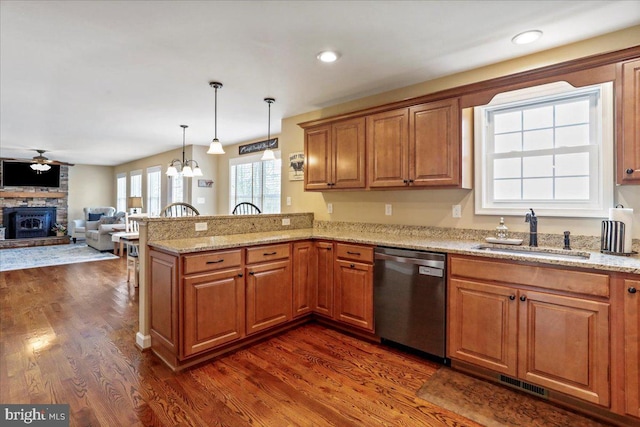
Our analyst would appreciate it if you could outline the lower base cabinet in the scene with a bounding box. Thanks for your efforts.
[246,259,292,335]
[625,278,640,418]
[449,255,611,407]
[334,259,373,331]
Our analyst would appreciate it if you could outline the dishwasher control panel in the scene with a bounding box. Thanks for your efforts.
[419,266,443,277]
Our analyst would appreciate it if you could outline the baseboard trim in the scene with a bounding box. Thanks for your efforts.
[136,332,151,350]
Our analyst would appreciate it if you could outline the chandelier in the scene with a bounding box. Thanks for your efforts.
[166,125,203,177]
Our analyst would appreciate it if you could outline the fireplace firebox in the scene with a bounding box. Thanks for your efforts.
[2,207,57,239]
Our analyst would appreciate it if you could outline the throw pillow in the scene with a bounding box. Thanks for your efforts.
[114,211,126,223]
[88,213,104,221]
[98,216,118,225]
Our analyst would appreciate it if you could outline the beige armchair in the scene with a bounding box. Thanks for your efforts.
[70,207,116,243]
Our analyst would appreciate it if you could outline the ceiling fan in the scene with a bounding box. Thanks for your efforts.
[1,149,75,173]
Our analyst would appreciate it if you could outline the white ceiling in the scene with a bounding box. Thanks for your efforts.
[1,0,638,166]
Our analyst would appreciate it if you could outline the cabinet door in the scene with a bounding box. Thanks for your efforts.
[332,117,366,189]
[625,279,640,417]
[246,260,292,334]
[314,242,334,317]
[617,59,640,184]
[367,108,409,188]
[292,241,314,318]
[305,125,332,190]
[334,260,374,331]
[518,290,610,406]
[448,278,518,376]
[182,268,245,358]
[149,250,179,358]
[409,98,461,186]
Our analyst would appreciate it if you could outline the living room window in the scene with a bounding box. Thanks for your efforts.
[168,174,184,204]
[147,166,161,216]
[130,170,142,213]
[116,173,127,212]
[474,81,613,218]
[229,152,281,214]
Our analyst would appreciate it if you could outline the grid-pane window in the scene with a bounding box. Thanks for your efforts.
[229,152,281,214]
[147,166,161,216]
[169,174,184,204]
[116,173,127,212]
[475,82,613,218]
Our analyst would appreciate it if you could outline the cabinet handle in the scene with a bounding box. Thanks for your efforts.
[629,287,637,294]
[520,295,527,302]
[408,179,414,184]
[403,179,409,184]
[238,273,243,277]
[249,271,255,275]
[327,183,332,186]
[263,251,277,256]
[346,251,361,256]
[626,168,638,175]
[350,264,355,268]
[509,295,516,301]
[206,259,224,264]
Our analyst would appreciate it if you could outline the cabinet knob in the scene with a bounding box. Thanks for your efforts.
[327,183,332,186]
[520,295,527,302]
[238,273,243,277]
[403,179,409,184]
[350,263,355,268]
[626,168,637,175]
[509,295,516,301]
[249,271,255,276]
[408,179,414,184]
[629,287,637,294]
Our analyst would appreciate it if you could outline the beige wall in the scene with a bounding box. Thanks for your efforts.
[67,164,115,221]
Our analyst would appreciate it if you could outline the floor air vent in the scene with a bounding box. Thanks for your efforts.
[499,375,548,398]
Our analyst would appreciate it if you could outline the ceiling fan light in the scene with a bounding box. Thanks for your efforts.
[317,50,340,63]
[182,165,194,177]
[192,166,203,177]
[30,163,51,173]
[166,165,179,176]
[261,149,276,161]
[207,139,225,154]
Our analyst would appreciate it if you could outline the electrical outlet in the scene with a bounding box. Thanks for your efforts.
[385,204,392,216]
[195,222,207,231]
[286,196,291,206]
[282,218,290,226]
[452,205,462,218]
[327,203,333,214]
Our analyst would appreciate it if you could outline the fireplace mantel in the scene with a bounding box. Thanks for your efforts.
[0,191,66,198]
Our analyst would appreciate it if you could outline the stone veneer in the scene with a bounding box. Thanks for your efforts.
[0,164,69,248]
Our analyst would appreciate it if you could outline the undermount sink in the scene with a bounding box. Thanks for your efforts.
[473,244,591,260]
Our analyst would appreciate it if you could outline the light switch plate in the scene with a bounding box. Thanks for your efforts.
[327,203,333,214]
[385,204,392,216]
[286,196,291,206]
[195,222,207,231]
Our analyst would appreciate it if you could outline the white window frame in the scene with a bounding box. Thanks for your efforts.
[474,81,613,218]
[168,174,184,204]
[229,151,281,214]
[130,169,142,197]
[146,165,162,217]
[116,172,127,213]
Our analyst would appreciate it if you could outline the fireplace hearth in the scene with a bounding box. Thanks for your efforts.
[3,207,57,239]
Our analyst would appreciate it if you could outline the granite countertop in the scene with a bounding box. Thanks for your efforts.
[148,228,640,274]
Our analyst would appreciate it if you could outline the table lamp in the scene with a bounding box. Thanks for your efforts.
[128,197,143,214]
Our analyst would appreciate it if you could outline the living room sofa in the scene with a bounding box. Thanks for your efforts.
[70,207,116,243]
[72,207,127,251]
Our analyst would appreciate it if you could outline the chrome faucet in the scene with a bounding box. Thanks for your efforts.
[525,209,538,247]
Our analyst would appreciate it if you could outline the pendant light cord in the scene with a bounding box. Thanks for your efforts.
[181,124,188,164]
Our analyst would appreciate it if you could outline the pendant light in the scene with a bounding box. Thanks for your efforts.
[207,81,225,154]
[166,125,203,177]
[261,97,276,161]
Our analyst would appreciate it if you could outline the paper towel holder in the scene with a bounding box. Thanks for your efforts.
[601,219,637,256]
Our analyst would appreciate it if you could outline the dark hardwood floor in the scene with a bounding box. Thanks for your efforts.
[1,257,482,426]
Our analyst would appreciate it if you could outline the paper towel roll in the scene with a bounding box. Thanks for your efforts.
[609,207,634,253]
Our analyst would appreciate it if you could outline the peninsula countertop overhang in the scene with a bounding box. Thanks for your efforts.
[148,228,640,275]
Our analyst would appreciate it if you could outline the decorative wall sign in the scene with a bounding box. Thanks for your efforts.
[289,152,304,181]
[197,179,214,188]
[239,138,278,155]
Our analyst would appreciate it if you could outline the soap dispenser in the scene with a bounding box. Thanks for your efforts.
[496,217,508,240]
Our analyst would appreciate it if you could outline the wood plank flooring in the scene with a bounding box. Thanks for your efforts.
[1,257,500,426]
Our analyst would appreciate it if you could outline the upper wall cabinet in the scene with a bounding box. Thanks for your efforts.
[617,59,640,185]
[304,117,366,191]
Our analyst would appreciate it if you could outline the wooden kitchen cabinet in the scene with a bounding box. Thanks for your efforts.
[313,241,334,317]
[366,108,409,188]
[245,244,292,335]
[182,267,245,357]
[304,117,366,191]
[624,278,640,418]
[292,241,314,318]
[333,243,374,331]
[149,249,180,365]
[617,59,640,184]
[449,255,611,406]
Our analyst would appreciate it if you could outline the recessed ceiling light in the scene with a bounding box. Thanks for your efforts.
[511,30,543,45]
[317,51,340,63]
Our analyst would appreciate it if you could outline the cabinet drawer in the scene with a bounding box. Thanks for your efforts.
[183,249,242,275]
[246,243,290,264]
[450,255,609,298]
[335,243,374,264]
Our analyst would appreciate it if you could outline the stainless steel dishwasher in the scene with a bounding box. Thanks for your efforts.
[374,247,447,361]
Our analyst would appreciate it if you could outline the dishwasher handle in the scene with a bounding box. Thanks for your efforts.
[375,252,445,269]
